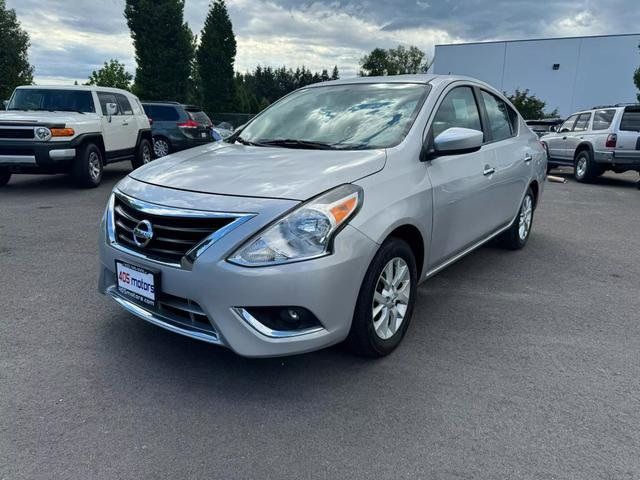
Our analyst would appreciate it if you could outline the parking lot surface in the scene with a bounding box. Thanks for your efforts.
[1,165,639,479]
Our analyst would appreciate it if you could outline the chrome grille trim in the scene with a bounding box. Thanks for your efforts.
[106,191,255,269]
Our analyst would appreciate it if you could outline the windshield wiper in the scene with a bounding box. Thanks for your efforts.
[256,139,336,150]
[234,136,262,146]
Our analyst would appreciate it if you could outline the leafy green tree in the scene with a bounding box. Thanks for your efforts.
[0,0,33,100]
[86,59,133,90]
[125,0,194,101]
[197,0,236,114]
[634,43,640,102]
[506,89,558,120]
[360,45,428,76]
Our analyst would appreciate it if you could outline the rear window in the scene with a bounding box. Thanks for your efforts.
[619,109,640,132]
[143,105,180,122]
[592,109,615,130]
[186,110,212,126]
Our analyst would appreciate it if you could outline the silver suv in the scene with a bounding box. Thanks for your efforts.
[541,104,640,182]
[98,75,546,358]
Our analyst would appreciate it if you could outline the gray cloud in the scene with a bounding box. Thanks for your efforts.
[6,0,640,84]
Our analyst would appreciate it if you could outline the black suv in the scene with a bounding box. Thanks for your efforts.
[141,102,214,157]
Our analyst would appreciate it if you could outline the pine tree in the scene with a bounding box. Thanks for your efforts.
[0,0,33,100]
[331,65,339,80]
[197,0,236,114]
[125,0,194,101]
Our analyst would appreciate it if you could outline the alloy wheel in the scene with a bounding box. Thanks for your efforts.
[153,138,169,157]
[88,152,101,181]
[518,194,533,241]
[576,156,587,179]
[142,143,152,164]
[372,257,411,340]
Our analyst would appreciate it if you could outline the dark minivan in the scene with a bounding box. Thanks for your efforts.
[142,102,214,157]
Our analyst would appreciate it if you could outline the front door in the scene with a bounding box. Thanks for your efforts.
[426,85,495,268]
[547,114,577,160]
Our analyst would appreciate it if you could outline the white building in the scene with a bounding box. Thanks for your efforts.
[432,33,640,118]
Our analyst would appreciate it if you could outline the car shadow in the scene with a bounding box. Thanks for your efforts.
[549,167,639,189]
[0,165,130,194]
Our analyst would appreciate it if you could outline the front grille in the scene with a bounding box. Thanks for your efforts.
[0,128,34,139]
[157,293,216,335]
[113,196,237,263]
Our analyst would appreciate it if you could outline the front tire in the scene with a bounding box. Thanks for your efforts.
[132,138,153,169]
[574,150,597,183]
[346,238,418,357]
[0,169,11,187]
[72,143,103,188]
[497,187,535,250]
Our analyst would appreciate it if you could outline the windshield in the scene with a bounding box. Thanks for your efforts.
[238,83,429,149]
[7,89,95,113]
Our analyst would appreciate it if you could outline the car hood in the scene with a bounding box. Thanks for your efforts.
[0,110,99,125]
[130,142,387,200]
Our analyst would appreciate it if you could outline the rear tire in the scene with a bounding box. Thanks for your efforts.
[346,238,417,358]
[152,137,170,158]
[574,150,597,183]
[0,169,11,187]
[497,187,535,250]
[72,143,103,188]
[132,138,153,169]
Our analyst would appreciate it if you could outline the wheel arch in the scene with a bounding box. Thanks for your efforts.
[77,134,105,164]
[574,141,594,160]
[384,224,425,279]
[529,180,540,209]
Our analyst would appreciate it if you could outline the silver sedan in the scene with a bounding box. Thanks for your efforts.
[98,74,546,357]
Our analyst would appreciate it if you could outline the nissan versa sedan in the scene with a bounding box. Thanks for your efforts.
[98,75,546,358]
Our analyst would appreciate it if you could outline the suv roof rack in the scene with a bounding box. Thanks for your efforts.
[591,103,640,109]
[140,100,182,105]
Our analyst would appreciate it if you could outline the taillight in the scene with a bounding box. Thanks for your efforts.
[605,134,617,148]
[177,119,200,129]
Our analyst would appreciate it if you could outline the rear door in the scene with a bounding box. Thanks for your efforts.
[114,93,138,151]
[97,92,127,152]
[426,85,496,267]
[477,89,530,229]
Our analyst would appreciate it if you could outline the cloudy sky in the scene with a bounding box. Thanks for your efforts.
[6,0,640,84]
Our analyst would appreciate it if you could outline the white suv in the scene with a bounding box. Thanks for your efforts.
[0,85,152,187]
[541,104,640,182]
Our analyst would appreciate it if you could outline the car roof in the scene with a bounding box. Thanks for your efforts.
[305,74,495,89]
[15,84,133,95]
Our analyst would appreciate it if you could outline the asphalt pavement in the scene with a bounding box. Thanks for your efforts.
[1,165,639,479]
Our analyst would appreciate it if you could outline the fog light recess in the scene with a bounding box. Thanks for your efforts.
[235,307,324,338]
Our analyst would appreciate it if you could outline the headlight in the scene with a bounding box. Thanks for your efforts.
[228,184,363,266]
[34,127,51,141]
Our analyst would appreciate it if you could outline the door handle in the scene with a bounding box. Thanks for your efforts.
[524,153,533,163]
[562,136,567,140]
[483,165,495,176]
[121,122,129,126]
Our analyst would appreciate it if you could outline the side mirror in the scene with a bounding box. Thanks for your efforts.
[106,102,118,121]
[550,125,558,133]
[2,100,8,110]
[433,127,484,156]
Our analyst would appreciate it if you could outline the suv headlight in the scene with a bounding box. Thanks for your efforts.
[228,184,363,266]
[34,127,51,141]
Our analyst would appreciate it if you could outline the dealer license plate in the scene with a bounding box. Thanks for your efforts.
[115,260,158,307]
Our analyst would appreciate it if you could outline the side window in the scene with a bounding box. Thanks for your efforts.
[145,105,180,122]
[573,113,591,132]
[592,109,616,130]
[560,114,578,133]
[619,109,640,132]
[97,92,119,115]
[481,90,515,142]
[115,94,133,115]
[431,86,482,139]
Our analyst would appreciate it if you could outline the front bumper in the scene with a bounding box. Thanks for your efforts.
[98,182,379,357]
[0,138,77,172]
